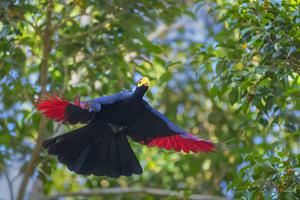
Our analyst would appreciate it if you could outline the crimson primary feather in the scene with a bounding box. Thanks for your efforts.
[36,94,93,124]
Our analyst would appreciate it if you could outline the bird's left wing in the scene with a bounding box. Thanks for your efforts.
[128,101,214,153]
[36,94,94,124]
[36,92,133,124]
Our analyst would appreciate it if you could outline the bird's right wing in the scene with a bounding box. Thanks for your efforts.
[128,101,214,153]
[36,94,94,124]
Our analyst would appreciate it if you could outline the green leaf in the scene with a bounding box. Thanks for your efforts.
[209,86,219,98]
[159,71,173,83]
[216,61,225,75]
[229,87,239,105]
[255,66,268,74]
[183,10,197,20]
[165,61,182,69]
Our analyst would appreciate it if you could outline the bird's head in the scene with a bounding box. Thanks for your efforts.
[134,77,150,99]
[137,77,150,88]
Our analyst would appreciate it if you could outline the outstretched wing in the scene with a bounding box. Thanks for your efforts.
[36,92,132,124]
[128,101,214,153]
[36,94,93,124]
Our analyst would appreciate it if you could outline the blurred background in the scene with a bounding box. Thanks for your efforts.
[0,0,299,199]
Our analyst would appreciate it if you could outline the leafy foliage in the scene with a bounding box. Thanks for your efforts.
[0,0,299,199]
[231,150,300,199]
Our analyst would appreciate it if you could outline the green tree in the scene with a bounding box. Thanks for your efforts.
[0,0,299,200]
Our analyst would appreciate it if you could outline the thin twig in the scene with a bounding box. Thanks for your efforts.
[54,22,107,48]
[23,19,43,38]
[135,56,154,68]
[4,170,14,200]
[53,14,81,31]
[11,169,23,183]
[44,187,229,200]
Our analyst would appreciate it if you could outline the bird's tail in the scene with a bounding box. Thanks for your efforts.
[42,122,142,177]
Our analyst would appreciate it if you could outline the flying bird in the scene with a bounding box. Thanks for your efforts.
[36,77,214,177]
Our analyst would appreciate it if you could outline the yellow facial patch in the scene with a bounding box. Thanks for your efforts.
[137,77,150,87]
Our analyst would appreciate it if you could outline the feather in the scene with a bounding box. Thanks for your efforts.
[43,122,142,177]
[128,100,214,153]
[36,94,93,124]
[146,134,214,153]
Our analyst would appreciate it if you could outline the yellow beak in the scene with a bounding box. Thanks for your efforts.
[137,77,150,87]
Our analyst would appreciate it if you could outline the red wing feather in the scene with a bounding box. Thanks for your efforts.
[36,94,83,123]
[146,133,214,153]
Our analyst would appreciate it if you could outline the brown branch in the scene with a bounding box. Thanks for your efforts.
[11,170,22,183]
[16,1,54,200]
[63,22,105,39]
[135,56,154,68]
[44,187,229,200]
[53,14,81,31]
[4,170,14,200]
[54,22,106,48]
[23,19,43,38]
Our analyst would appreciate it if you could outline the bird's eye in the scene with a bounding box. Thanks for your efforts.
[138,81,141,85]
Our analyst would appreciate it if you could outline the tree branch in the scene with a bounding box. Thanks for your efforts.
[23,19,43,38]
[44,187,229,200]
[54,22,107,48]
[16,1,54,200]
[53,13,80,31]
[4,170,14,200]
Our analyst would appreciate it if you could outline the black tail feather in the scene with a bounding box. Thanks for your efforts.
[42,123,142,177]
[117,136,142,176]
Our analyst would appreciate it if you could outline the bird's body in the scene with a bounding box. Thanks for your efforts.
[37,77,214,177]
[93,91,144,126]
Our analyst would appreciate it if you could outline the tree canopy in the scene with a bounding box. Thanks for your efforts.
[0,0,299,200]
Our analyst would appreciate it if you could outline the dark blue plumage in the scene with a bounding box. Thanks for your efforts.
[37,77,214,177]
[89,91,133,106]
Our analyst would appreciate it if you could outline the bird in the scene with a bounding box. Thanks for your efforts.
[36,77,214,177]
